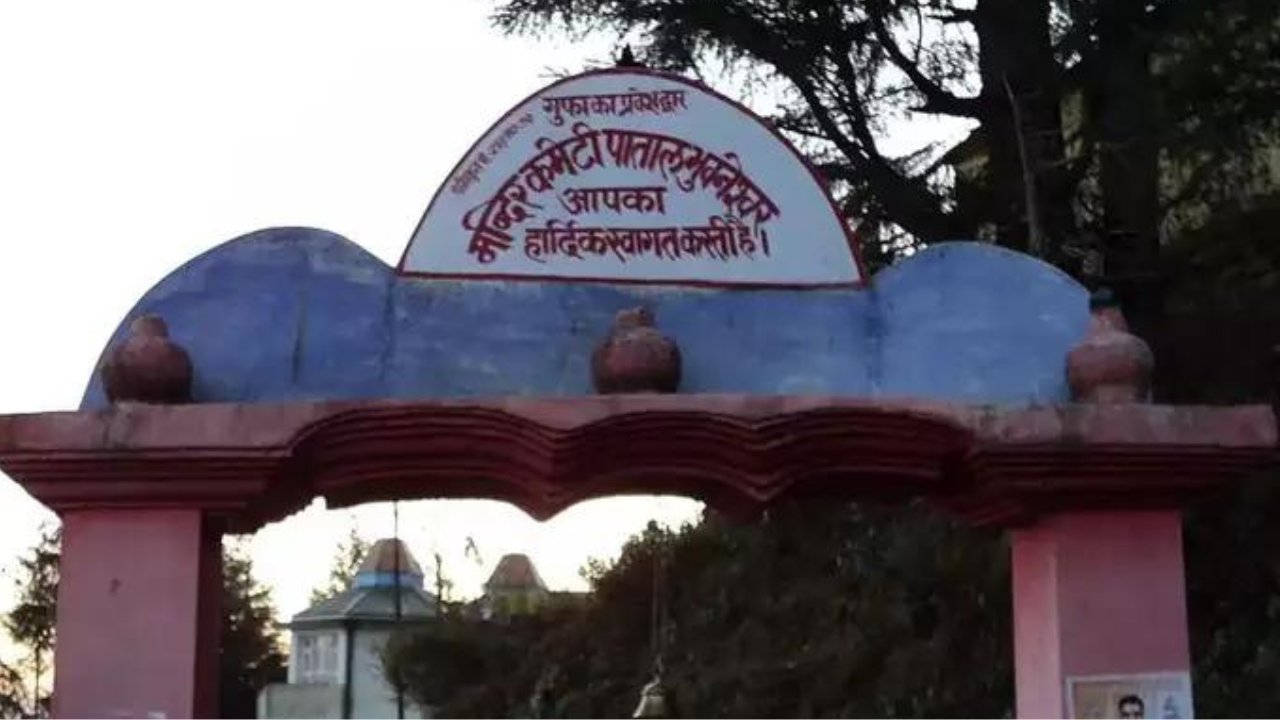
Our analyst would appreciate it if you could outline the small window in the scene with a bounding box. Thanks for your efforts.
[295,632,340,684]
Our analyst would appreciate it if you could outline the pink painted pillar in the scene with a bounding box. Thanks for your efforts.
[54,509,222,719]
[1012,510,1192,718]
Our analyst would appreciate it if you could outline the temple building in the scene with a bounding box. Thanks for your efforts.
[476,553,550,620]
[258,538,436,719]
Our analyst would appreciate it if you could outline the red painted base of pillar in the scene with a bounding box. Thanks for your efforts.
[1012,511,1192,718]
[53,510,221,719]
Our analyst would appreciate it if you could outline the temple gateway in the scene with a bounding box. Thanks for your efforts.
[0,67,1273,719]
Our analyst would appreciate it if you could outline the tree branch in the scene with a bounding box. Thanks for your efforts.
[865,2,985,119]
[790,69,963,242]
[1004,75,1046,256]
[830,49,888,151]
[1159,159,1220,215]
[772,114,838,143]
[929,9,977,25]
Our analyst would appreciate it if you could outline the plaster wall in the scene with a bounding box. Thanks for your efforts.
[53,510,219,719]
[257,684,344,719]
[79,229,1088,410]
[349,627,428,720]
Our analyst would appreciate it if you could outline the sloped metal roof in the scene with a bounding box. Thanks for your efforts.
[290,585,437,626]
[484,553,548,592]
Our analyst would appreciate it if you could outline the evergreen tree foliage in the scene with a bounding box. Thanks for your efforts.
[309,525,371,604]
[1,527,57,718]
[492,0,1279,336]
[0,655,30,718]
[220,539,287,719]
[388,504,1012,718]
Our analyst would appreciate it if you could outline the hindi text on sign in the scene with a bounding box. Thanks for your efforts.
[523,216,768,265]
[559,186,668,216]
[460,122,781,265]
[541,89,688,126]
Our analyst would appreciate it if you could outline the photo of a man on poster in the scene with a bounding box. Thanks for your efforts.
[1118,695,1145,719]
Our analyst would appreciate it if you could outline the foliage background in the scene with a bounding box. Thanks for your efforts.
[383,0,1280,716]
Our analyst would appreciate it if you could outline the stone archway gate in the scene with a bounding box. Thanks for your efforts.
[2,65,1277,719]
[0,392,1272,717]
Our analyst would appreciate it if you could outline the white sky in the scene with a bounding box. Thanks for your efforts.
[0,0,714,647]
[0,0,968,661]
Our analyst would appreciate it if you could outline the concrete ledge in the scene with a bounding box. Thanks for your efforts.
[1,396,1273,530]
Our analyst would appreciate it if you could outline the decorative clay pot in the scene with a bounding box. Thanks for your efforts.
[1066,290,1153,402]
[591,307,681,394]
[100,314,194,404]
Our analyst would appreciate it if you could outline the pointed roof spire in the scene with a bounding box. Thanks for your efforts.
[617,45,644,68]
[484,553,548,592]
[353,538,425,589]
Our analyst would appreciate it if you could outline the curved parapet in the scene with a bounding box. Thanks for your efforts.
[80,231,1089,410]
[870,242,1089,403]
[80,227,395,409]
[76,66,1092,410]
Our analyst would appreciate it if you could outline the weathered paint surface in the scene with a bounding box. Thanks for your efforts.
[20,226,1268,720]
[54,509,221,719]
[1012,511,1192,718]
[79,227,1088,410]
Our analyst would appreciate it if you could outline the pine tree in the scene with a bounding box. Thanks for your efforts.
[2,526,58,717]
[0,660,27,719]
[220,539,287,719]
[309,525,371,604]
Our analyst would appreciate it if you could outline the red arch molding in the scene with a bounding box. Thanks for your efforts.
[0,396,1274,532]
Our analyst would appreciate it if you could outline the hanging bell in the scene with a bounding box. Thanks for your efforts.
[632,673,671,719]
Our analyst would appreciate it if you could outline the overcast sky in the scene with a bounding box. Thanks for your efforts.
[0,1,967,658]
[0,0,712,640]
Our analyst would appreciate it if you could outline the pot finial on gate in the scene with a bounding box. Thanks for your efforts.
[100,314,194,404]
[1066,289,1153,403]
[591,307,682,394]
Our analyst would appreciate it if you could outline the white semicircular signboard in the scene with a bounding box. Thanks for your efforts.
[398,68,864,288]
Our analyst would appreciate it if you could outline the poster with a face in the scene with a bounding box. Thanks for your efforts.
[1066,672,1194,719]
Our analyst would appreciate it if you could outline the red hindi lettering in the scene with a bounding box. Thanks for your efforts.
[467,226,513,264]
